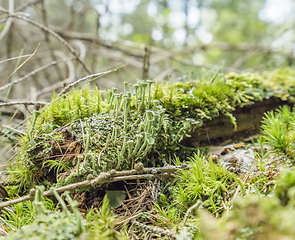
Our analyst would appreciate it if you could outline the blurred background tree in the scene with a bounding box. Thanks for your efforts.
[0,0,295,122]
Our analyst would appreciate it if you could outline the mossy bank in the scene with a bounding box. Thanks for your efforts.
[7,67,295,192]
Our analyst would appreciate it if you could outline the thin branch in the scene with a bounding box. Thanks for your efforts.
[0,101,48,107]
[57,64,127,97]
[40,0,63,79]
[0,57,75,93]
[0,42,40,88]
[4,13,91,74]
[53,51,75,82]
[132,220,176,239]
[142,45,151,80]
[0,54,32,64]
[0,7,9,14]
[54,29,143,58]
[0,163,189,209]
[57,71,112,97]
[2,125,26,136]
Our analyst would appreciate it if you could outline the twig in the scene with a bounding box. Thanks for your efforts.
[57,67,125,97]
[0,7,9,14]
[0,163,189,209]
[182,199,203,225]
[131,220,176,239]
[0,54,31,64]
[0,101,48,107]
[54,29,241,72]
[4,13,91,74]
[142,45,151,80]
[0,57,75,93]
[40,0,63,79]
[2,125,26,136]
[116,212,144,225]
[0,42,40,88]
[53,51,75,83]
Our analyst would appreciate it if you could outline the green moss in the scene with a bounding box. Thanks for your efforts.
[275,168,295,206]
[36,86,102,131]
[85,196,128,240]
[0,187,82,240]
[4,67,295,239]
[8,68,295,191]
[261,105,295,160]
[177,168,295,240]
[154,152,237,223]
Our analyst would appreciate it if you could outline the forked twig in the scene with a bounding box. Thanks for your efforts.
[0,43,40,88]
[0,57,75,92]
[0,163,189,209]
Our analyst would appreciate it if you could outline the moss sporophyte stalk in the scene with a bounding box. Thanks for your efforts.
[8,68,295,191]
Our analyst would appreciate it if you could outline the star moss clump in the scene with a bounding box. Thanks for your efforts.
[175,167,295,240]
[8,68,295,191]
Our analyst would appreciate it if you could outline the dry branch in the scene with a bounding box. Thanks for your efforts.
[0,163,189,209]
[3,13,91,74]
[15,0,41,12]
[58,64,128,97]
[0,54,32,64]
[0,57,75,93]
[0,101,48,107]
[58,70,112,97]
[0,43,40,88]
[132,220,177,239]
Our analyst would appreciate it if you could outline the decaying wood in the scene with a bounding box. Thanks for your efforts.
[188,97,292,146]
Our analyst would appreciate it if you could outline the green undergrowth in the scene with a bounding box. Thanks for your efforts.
[3,67,295,239]
[153,147,277,224]
[261,105,295,161]
[38,87,102,129]
[8,68,295,193]
[0,186,83,240]
[175,167,295,240]
[4,167,295,240]
[155,152,237,224]
[0,194,55,231]
[0,186,127,240]
[85,196,128,240]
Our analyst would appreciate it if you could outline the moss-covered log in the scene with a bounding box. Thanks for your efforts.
[189,97,293,146]
[5,68,295,192]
